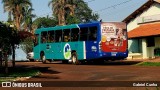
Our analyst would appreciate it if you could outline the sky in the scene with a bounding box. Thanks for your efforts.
[0,0,147,22]
[0,0,147,60]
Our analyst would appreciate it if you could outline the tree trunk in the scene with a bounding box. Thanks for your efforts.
[12,45,15,67]
[0,52,2,67]
[4,53,8,74]
[15,5,21,31]
[0,49,2,67]
[15,15,20,31]
[61,12,65,25]
[0,59,2,67]
[59,10,65,25]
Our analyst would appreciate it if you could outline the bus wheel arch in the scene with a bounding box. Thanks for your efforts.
[40,51,46,63]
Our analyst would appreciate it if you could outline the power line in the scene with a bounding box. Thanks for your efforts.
[37,0,133,19]
[100,0,145,21]
[103,0,144,15]
[94,0,132,13]
[86,0,95,3]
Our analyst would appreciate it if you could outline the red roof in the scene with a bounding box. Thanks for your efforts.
[128,23,160,39]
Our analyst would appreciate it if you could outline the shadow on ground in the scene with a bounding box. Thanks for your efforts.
[82,60,142,66]
[42,60,142,66]
[0,65,61,77]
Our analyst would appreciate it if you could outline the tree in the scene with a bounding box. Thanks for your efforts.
[68,0,99,23]
[48,0,75,25]
[22,6,36,33]
[49,0,99,25]
[20,37,34,54]
[0,22,20,73]
[2,0,32,31]
[32,17,57,30]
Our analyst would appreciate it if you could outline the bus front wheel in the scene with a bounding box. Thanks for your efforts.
[40,53,46,64]
[71,52,79,65]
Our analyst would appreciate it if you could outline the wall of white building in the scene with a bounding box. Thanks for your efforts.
[127,3,160,32]
[127,3,160,59]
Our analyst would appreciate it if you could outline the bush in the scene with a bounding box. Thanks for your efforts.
[20,37,34,54]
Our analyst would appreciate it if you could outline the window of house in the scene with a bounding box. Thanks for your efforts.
[147,37,155,47]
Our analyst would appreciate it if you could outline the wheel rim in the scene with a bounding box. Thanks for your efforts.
[72,55,77,64]
[42,55,46,62]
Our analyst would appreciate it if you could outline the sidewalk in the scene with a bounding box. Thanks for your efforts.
[127,57,160,62]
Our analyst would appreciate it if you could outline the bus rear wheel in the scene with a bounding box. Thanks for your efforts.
[71,52,79,65]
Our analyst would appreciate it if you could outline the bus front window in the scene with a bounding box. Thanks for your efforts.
[34,34,39,46]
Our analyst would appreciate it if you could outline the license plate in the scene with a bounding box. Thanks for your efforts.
[111,52,117,56]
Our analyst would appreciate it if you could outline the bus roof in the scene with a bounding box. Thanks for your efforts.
[78,21,100,28]
[35,24,78,34]
[34,21,101,34]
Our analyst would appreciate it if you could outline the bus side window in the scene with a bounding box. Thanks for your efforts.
[80,27,88,41]
[63,29,71,42]
[71,28,79,42]
[41,31,47,43]
[89,26,97,41]
[48,31,55,43]
[55,30,62,42]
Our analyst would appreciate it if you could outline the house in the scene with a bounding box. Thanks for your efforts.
[123,0,160,59]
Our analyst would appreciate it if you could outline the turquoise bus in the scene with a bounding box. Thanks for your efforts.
[33,21,128,64]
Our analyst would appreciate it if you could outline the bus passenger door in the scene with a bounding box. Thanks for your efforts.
[41,31,50,59]
[86,26,99,59]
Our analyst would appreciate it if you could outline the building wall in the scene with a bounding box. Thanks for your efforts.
[128,3,160,31]
[127,3,160,54]
[140,3,160,17]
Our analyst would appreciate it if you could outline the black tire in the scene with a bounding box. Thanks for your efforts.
[47,59,52,63]
[93,59,105,65]
[62,60,68,64]
[79,60,86,65]
[71,52,79,65]
[40,53,46,64]
[29,59,34,62]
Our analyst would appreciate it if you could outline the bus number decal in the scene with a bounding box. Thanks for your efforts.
[63,43,71,59]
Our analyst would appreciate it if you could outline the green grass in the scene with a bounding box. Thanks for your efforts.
[0,68,40,77]
[0,67,40,82]
[136,62,160,66]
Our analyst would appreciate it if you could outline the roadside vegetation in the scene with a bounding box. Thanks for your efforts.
[0,67,40,82]
[0,0,98,78]
[136,62,160,66]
